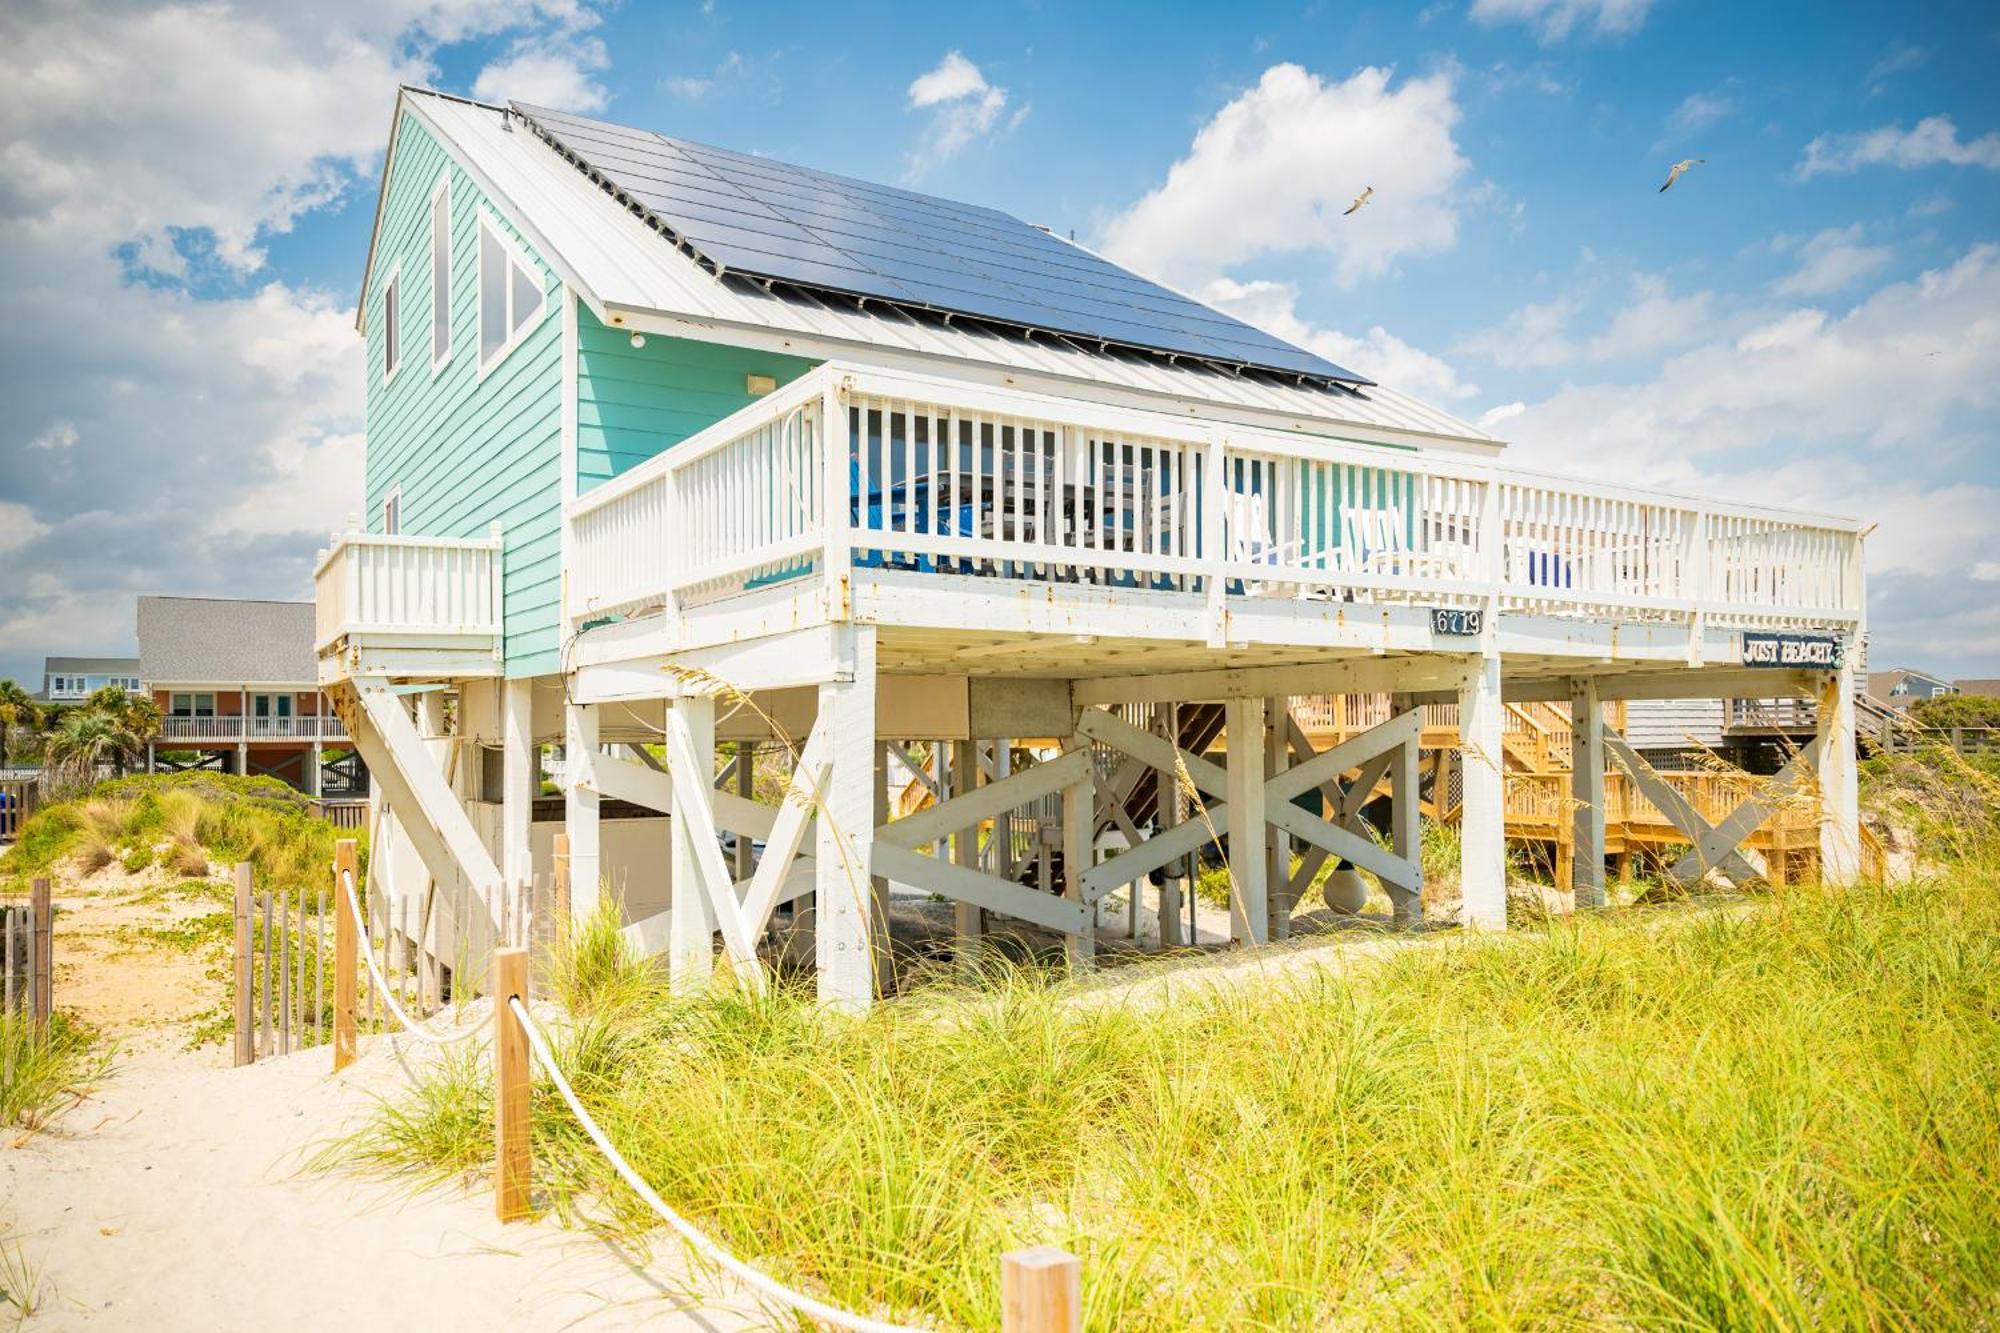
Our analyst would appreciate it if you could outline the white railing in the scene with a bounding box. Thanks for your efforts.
[157,715,350,741]
[564,363,1865,634]
[570,375,826,618]
[314,527,504,652]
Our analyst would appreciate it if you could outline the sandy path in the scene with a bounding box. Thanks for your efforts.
[2,1034,765,1330]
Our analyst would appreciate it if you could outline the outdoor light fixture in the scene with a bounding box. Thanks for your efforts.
[629,332,646,349]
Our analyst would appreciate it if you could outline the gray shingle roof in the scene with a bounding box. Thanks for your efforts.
[137,597,317,685]
[43,656,141,676]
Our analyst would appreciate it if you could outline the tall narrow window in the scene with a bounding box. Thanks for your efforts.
[477,214,546,372]
[383,267,401,379]
[430,177,451,367]
[382,487,401,535]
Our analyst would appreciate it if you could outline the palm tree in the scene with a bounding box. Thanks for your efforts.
[44,710,145,796]
[83,685,161,774]
[0,678,39,771]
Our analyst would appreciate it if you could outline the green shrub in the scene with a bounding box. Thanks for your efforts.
[1907,693,2000,729]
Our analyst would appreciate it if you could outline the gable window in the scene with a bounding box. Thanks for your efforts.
[430,176,452,368]
[383,265,402,380]
[382,487,401,535]
[477,213,546,373]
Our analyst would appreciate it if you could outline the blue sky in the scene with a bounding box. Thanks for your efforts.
[2,0,1997,686]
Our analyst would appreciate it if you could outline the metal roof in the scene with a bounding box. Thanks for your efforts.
[137,597,318,685]
[512,102,1369,387]
[399,89,1499,452]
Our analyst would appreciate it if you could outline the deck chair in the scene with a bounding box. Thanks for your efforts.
[1226,491,1308,597]
[1341,506,1453,601]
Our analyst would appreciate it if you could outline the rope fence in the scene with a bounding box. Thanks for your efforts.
[310,837,1081,1332]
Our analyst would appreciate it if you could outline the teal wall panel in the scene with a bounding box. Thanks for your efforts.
[362,112,565,677]
[574,304,819,492]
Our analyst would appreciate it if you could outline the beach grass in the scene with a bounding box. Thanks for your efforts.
[351,860,2000,1330]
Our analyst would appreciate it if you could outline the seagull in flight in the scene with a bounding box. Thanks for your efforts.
[1343,186,1374,216]
[1658,159,1704,193]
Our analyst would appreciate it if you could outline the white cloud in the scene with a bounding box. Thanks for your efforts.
[1866,42,1926,94]
[1972,561,2000,583]
[902,51,1009,181]
[1459,274,1715,370]
[1457,294,1583,368]
[1586,275,1714,362]
[1479,401,1527,431]
[1102,64,1469,290]
[1491,246,2000,668]
[1772,225,1892,297]
[1469,0,1654,42]
[0,502,47,556]
[26,422,77,452]
[0,0,607,683]
[1202,278,1478,402]
[1795,115,2000,179]
[1663,90,1735,139]
[473,33,609,112]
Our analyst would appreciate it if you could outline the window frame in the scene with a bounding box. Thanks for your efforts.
[429,173,453,375]
[382,485,402,536]
[381,260,403,384]
[474,210,549,381]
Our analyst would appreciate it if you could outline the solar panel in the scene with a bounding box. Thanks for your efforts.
[512,103,1370,386]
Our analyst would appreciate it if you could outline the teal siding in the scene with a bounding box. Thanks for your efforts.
[575,304,819,492]
[363,113,565,677]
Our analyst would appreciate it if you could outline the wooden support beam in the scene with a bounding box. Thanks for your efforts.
[564,698,602,922]
[1224,697,1268,946]
[666,700,767,990]
[1080,804,1224,903]
[1266,709,1423,805]
[1604,734,1764,887]
[1075,707,1228,799]
[1816,659,1861,884]
[816,627,879,1012]
[332,840,357,1072]
[872,844,1090,935]
[1062,749,1095,970]
[950,739,983,973]
[876,748,1093,850]
[739,721,831,936]
[341,679,502,920]
[1459,655,1507,930]
[1570,677,1607,908]
[1668,749,1813,886]
[492,946,531,1223]
[233,862,254,1067]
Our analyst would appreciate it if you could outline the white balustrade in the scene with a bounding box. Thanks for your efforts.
[314,529,503,651]
[563,362,1864,635]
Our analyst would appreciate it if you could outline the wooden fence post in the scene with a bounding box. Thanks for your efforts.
[1001,1247,1081,1333]
[29,878,52,1034]
[493,945,531,1222]
[332,839,358,1072]
[552,832,571,938]
[233,863,254,1066]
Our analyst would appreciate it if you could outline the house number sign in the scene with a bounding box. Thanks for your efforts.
[1430,607,1484,637]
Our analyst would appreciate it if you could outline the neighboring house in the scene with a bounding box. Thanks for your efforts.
[137,596,363,796]
[309,89,1868,1010]
[1867,668,1957,711]
[35,656,144,704]
[1951,678,2000,699]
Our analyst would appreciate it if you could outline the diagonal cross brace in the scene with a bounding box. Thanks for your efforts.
[1604,734,1806,888]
